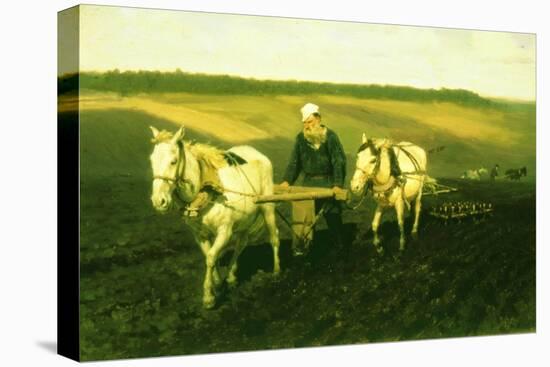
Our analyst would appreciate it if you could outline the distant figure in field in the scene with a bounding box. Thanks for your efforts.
[490,164,500,182]
[505,166,527,181]
[460,167,488,181]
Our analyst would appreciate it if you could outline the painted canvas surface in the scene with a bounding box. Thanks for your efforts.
[58,5,536,361]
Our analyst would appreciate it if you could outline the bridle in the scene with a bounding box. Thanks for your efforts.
[354,141,382,190]
[355,161,380,184]
[345,141,381,211]
[152,141,195,197]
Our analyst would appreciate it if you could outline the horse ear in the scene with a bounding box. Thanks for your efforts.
[172,126,186,143]
[375,138,389,149]
[362,133,368,144]
[150,126,160,138]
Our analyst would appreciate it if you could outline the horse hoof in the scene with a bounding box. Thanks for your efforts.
[212,273,222,287]
[375,246,384,255]
[227,277,238,289]
[292,249,305,257]
[203,297,216,309]
[399,238,406,251]
[411,231,418,240]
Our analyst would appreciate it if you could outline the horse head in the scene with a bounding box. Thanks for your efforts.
[350,133,382,195]
[149,126,187,212]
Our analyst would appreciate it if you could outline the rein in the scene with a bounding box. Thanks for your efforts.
[346,184,369,210]
[355,140,383,187]
[394,145,423,175]
[152,141,196,204]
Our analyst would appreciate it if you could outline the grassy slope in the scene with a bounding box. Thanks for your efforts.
[65,90,535,182]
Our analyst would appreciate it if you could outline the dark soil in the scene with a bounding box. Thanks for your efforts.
[79,177,535,361]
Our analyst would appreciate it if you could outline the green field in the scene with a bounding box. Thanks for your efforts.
[59,75,536,361]
[64,89,535,182]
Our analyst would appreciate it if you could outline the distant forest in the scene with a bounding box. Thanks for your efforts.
[59,70,495,108]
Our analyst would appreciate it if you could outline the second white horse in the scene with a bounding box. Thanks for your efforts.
[350,134,427,253]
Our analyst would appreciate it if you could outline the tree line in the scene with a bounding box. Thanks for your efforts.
[58,70,495,108]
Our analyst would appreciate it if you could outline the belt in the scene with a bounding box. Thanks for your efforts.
[305,174,331,179]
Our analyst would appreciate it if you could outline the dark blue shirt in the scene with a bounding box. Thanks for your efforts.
[283,127,346,188]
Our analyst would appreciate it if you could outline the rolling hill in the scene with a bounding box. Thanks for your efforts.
[59,87,535,183]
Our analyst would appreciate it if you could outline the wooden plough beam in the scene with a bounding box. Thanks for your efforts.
[254,184,349,203]
[254,185,348,256]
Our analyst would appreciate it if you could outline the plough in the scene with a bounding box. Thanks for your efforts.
[252,179,460,252]
[254,185,349,255]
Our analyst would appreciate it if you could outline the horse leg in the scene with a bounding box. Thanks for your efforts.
[227,236,247,287]
[412,187,423,239]
[203,226,232,309]
[262,203,281,274]
[197,238,221,287]
[197,238,211,256]
[395,196,406,251]
[372,204,384,254]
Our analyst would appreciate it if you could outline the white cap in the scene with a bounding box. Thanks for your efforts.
[300,103,320,122]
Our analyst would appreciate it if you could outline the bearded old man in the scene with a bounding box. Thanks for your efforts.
[280,103,347,252]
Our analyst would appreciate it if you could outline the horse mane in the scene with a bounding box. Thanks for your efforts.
[188,143,227,169]
[150,129,227,169]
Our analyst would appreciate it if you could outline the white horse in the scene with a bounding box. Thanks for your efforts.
[460,168,488,180]
[149,126,280,309]
[350,134,427,253]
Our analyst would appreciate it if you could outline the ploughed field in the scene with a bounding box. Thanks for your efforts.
[79,174,535,361]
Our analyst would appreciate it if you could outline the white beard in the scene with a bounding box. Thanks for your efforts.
[303,125,327,149]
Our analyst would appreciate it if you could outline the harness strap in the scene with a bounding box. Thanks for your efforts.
[154,143,260,213]
[367,144,426,197]
[221,187,259,197]
[395,144,423,173]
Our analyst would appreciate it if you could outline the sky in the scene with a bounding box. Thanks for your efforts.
[59,5,536,101]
